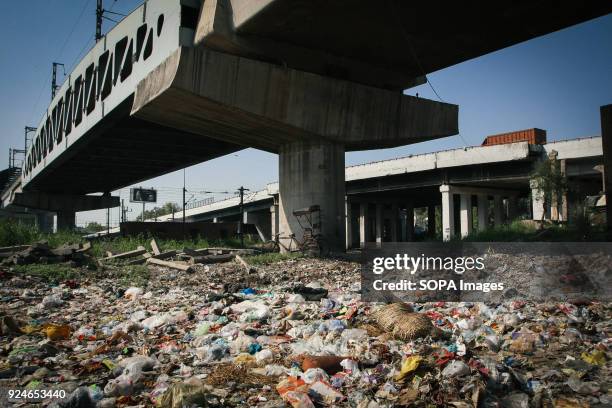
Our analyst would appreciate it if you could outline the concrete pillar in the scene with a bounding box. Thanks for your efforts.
[427,206,436,237]
[279,140,345,253]
[345,197,352,250]
[36,212,55,233]
[405,203,414,241]
[508,196,518,222]
[530,179,546,221]
[375,203,383,245]
[390,203,399,242]
[359,202,369,248]
[601,105,612,234]
[493,196,504,226]
[477,195,488,231]
[56,210,76,230]
[245,211,271,241]
[270,203,279,239]
[459,194,473,238]
[440,185,454,241]
[559,160,568,222]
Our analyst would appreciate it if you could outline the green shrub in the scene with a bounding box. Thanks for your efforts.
[0,219,41,247]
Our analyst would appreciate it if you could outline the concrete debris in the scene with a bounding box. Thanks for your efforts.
[150,239,161,256]
[236,254,257,274]
[0,255,610,407]
[1,241,94,267]
[146,257,194,273]
[100,246,147,261]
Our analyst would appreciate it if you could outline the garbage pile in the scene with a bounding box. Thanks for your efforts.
[0,255,610,407]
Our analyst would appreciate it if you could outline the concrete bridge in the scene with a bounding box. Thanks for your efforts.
[3,0,611,251]
[151,134,604,245]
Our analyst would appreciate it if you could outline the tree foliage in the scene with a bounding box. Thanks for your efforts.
[530,151,568,221]
[142,202,181,220]
[84,222,105,232]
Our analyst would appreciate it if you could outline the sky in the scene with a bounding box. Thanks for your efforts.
[0,2,610,227]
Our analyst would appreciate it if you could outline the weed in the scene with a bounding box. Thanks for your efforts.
[113,265,150,287]
[12,264,82,283]
[245,252,304,265]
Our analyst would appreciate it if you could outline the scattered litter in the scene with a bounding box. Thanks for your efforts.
[0,253,609,407]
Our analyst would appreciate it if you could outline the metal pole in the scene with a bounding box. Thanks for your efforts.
[96,0,103,42]
[51,63,65,99]
[237,186,249,247]
[142,202,145,222]
[52,64,57,98]
[120,199,124,223]
[25,126,36,152]
[106,207,110,234]
[182,169,186,237]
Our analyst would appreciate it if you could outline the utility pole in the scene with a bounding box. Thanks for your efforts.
[120,200,132,223]
[25,126,36,152]
[182,169,187,237]
[96,0,103,42]
[237,186,250,247]
[51,63,65,99]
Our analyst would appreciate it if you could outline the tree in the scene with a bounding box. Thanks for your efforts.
[84,221,105,232]
[530,150,568,222]
[142,202,181,220]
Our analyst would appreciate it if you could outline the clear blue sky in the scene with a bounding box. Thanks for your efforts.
[0,2,610,226]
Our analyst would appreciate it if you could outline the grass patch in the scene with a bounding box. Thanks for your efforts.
[12,264,82,283]
[89,235,256,258]
[0,219,85,248]
[112,265,150,287]
[463,219,607,242]
[245,252,304,265]
[0,219,258,257]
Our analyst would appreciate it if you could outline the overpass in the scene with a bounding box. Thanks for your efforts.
[3,0,611,251]
[152,134,604,245]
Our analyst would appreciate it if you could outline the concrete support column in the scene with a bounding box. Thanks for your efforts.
[405,203,414,241]
[246,211,271,241]
[493,196,504,226]
[508,196,518,222]
[390,203,399,242]
[359,203,369,248]
[375,203,383,245]
[440,185,454,242]
[36,213,55,233]
[477,195,488,232]
[530,180,546,221]
[56,210,76,231]
[601,104,612,234]
[427,206,436,237]
[559,159,568,222]
[459,194,473,238]
[270,204,279,239]
[279,140,345,253]
[345,197,352,250]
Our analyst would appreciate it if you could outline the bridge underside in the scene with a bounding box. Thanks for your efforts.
[25,99,242,195]
[202,1,612,90]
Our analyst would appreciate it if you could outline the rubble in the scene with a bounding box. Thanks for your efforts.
[1,241,94,267]
[0,252,610,407]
